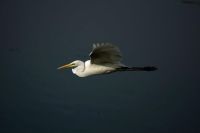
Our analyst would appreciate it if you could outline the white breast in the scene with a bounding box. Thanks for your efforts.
[75,60,115,77]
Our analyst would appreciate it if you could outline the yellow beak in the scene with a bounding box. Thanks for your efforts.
[57,63,74,70]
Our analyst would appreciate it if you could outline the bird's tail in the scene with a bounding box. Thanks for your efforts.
[117,66,158,71]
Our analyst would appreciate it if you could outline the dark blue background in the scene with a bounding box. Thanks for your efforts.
[1,0,200,132]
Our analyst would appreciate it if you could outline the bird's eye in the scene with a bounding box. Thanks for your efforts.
[71,63,76,66]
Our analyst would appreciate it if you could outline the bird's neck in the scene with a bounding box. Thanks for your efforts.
[72,61,85,75]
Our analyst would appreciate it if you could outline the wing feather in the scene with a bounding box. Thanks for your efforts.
[89,43,122,65]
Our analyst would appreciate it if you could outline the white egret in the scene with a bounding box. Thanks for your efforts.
[58,43,157,77]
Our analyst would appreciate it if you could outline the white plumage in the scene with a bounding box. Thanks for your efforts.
[58,43,157,77]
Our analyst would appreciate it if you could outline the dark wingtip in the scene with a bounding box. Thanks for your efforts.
[143,66,158,71]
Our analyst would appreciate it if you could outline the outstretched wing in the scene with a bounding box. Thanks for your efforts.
[89,43,122,65]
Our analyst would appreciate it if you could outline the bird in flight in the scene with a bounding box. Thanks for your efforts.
[58,43,157,77]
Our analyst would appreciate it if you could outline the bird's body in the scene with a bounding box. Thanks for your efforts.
[58,43,157,77]
[71,60,115,77]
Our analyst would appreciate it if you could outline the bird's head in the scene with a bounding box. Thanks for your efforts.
[57,60,83,70]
